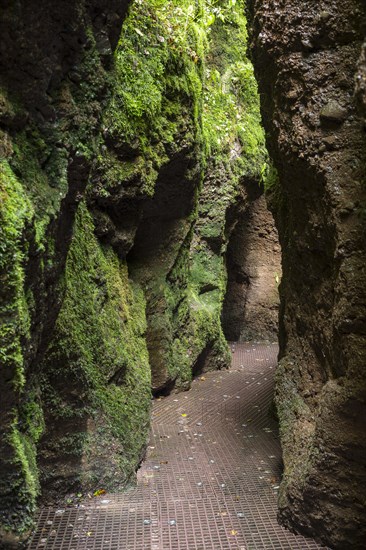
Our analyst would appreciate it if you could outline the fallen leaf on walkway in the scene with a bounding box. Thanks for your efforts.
[231,530,238,536]
[181,413,187,417]
[93,489,105,497]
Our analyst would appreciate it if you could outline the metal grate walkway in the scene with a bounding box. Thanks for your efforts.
[28,343,328,549]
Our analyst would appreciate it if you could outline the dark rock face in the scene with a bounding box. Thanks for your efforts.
[249,0,366,547]
[0,1,129,125]
[223,181,280,342]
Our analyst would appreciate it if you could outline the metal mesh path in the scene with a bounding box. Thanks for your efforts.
[28,343,328,550]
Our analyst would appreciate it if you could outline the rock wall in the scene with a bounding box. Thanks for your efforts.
[223,182,280,342]
[249,0,366,548]
[0,1,132,545]
[0,0,266,545]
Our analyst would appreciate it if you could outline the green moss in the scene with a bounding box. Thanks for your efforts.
[119,0,267,390]
[168,0,266,383]
[101,0,266,195]
[0,160,43,536]
[0,415,42,538]
[92,0,208,200]
[9,130,63,248]
[201,0,267,176]
[0,161,33,371]
[40,202,151,490]
[9,424,38,500]
[19,391,45,445]
[183,0,267,375]
[109,1,206,142]
[263,162,279,191]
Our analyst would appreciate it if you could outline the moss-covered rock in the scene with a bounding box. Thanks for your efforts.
[38,203,151,496]
[0,2,131,543]
[249,0,366,546]
[0,160,39,541]
[102,0,267,393]
[0,0,266,543]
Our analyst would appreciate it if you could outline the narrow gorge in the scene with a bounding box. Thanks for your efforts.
[0,1,365,549]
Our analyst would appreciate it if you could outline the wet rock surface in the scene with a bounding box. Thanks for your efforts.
[249,0,366,547]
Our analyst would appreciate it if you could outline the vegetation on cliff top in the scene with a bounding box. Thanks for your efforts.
[94,0,266,198]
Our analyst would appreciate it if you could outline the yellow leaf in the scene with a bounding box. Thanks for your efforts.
[93,489,106,497]
[181,413,187,417]
[231,530,238,536]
